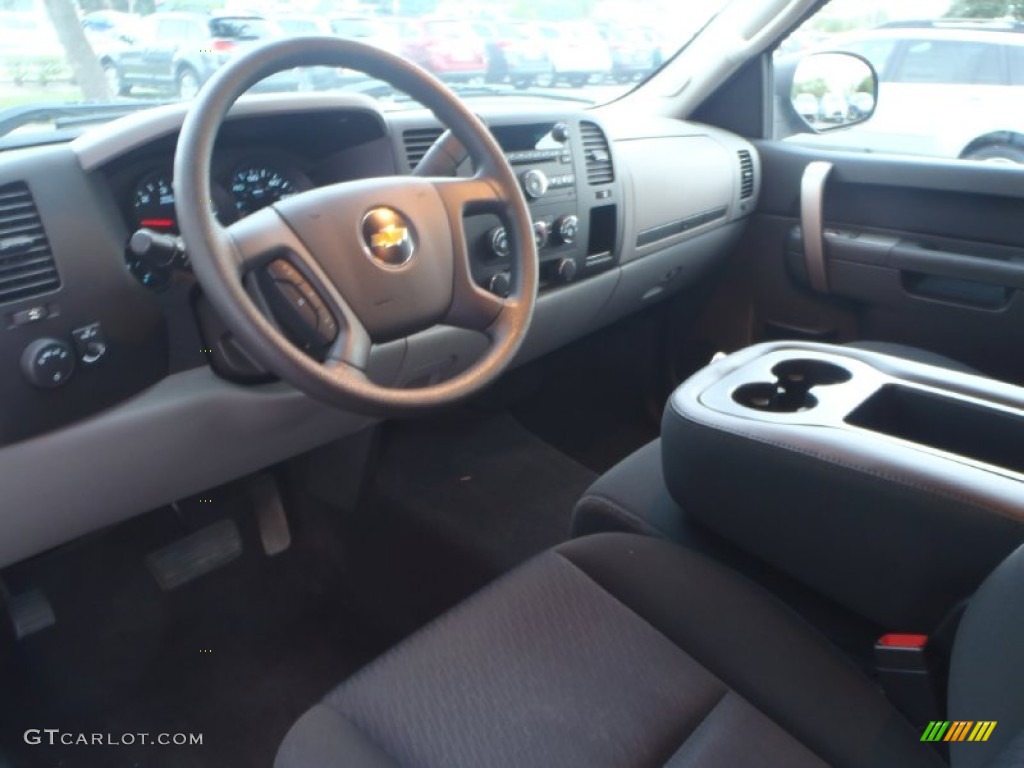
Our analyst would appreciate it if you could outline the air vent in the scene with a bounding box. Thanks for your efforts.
[0,182,60,305]
[580,121,614,185]
[403,127,444,171]
[738,150,755,199]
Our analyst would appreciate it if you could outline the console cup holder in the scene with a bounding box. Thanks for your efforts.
[732,359,851,413]
[771,359,853,388]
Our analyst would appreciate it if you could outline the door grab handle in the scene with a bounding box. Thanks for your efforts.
[800,161,833,293]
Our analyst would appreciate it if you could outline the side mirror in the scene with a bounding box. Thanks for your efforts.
[790,52,877,133]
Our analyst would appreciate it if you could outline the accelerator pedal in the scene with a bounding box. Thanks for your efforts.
[249,473,292,556]
[146,518,242,591]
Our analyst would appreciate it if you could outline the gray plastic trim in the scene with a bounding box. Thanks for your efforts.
[71,92,384,172]
[670,341,1024,520]
[0,368,374,568]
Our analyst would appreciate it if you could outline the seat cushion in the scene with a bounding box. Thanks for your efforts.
[276,534,942,768]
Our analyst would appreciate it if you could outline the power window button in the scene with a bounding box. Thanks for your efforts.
[72,323,107,365]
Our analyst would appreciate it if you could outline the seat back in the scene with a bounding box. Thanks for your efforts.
[949,542,1024,768]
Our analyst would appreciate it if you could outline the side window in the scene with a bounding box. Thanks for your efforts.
[155,20,179,40]
[1009,47,1024,85]
[891,41,1003,85]
[839,39,897,80]
[775,0,1024,167]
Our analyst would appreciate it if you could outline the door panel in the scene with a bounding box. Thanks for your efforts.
[723,140,1024,383]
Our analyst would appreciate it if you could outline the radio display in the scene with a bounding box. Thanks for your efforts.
[490,123,562,152]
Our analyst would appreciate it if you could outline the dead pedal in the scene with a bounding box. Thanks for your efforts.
[249,473,291,556]
[146,518,242,591]
[6,588,56,640]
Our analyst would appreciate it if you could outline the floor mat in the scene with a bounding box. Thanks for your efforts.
[0,482,397,768]
[373,412,598,574]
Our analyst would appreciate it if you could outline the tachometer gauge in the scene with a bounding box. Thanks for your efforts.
[230,163,299,218]
[133,171,176,231]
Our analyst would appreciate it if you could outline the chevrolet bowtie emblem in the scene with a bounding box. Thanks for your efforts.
[361,207,415,267]
[370,223,409,250]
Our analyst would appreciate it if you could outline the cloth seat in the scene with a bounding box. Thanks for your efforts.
[276,533,974,768]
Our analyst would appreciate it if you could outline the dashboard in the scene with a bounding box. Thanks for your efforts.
[0,92,760,567]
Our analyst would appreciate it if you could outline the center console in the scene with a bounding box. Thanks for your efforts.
[662,342,1024,630]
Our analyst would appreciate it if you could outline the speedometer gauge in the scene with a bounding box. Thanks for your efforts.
[230,163,299,218]
[133,171,176,231]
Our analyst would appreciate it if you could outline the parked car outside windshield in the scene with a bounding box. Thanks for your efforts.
[0,3,728,141]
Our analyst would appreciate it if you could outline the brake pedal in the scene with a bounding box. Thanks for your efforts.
[146,519,242,591]
[249,473,291,556]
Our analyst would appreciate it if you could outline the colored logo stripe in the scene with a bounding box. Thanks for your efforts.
[921,721,996,743]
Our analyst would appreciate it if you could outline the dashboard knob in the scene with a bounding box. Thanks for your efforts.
[21,338,75,388]
[557,256,578,283]
[533,220,549,250]
[551,122,570,143]
[556,214,579,244]
[487,271,512,298]
[521,169,549,200]
[489,226,511,258]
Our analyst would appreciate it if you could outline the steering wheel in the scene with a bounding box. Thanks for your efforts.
[173,37,538,412]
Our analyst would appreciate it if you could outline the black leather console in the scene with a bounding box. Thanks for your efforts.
[661,342,1024,631]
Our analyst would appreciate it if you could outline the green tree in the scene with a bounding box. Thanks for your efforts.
[40,0,110,100]
[944,0,1024,20]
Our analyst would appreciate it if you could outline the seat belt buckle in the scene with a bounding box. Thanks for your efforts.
[874,634,941,727]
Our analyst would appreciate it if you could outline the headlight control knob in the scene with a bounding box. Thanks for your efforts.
[21,338,75,388]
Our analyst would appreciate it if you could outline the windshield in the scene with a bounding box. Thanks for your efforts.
[0,2,730,142]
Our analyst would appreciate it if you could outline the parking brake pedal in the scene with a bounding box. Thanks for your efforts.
[146,519,243,591]
[249,473,291,556]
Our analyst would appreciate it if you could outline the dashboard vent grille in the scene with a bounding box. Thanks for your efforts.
[738,150,755,199]
[0,182,60,305]
[403,128,444,170]
[580,121,614,185]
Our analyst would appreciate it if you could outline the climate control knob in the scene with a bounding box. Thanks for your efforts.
[533,220,550,250]
[556,214,579,244]
[488,271,512,298]
[557,256,578,283]
[21,338,75,388]
[488,226,511,258]
[521,169,549,200]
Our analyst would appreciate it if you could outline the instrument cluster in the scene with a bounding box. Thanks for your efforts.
[130,155,311,234]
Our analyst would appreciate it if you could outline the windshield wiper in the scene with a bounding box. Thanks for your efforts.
[0,101,174,139]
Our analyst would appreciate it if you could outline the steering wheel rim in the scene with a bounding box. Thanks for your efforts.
[173,36,537,412]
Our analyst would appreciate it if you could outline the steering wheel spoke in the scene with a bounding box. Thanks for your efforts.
[226,207,371,370]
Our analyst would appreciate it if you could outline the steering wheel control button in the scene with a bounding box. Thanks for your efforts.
[71,323,107,365]
[21,338,75,388]
[361,207,415,268]
[489,226,511,259]
[556,214,579,244]
[521,169,549,200]
[262,260,337,350]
